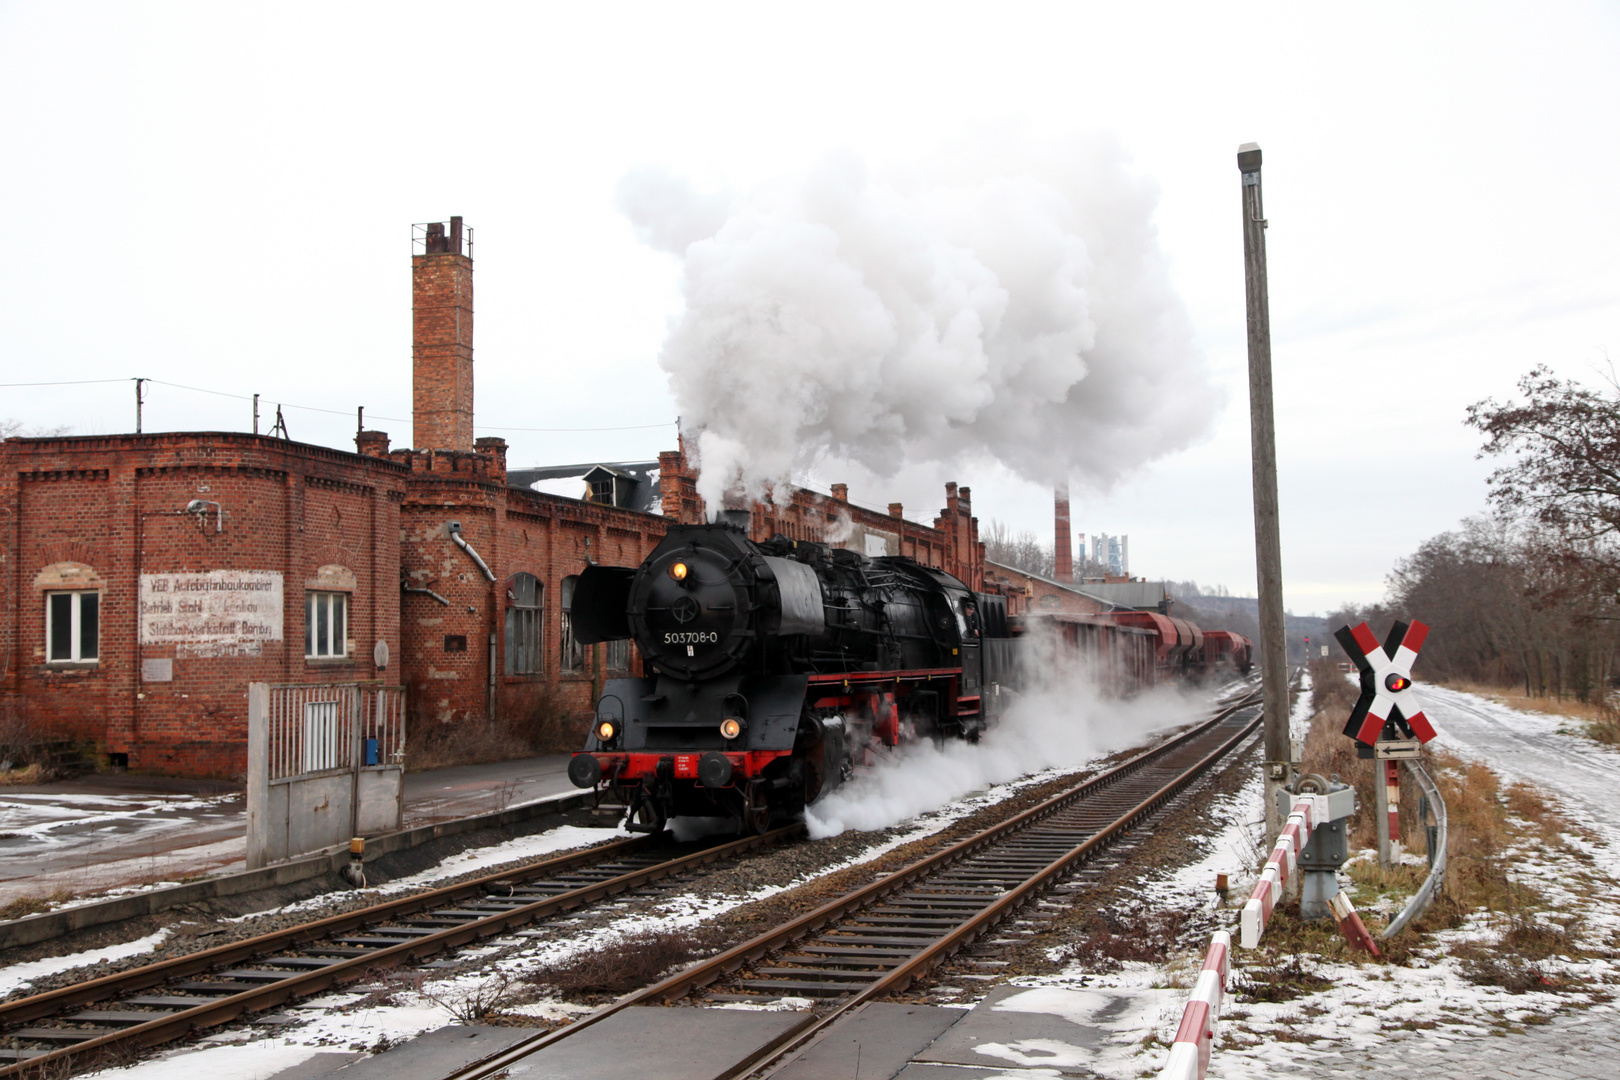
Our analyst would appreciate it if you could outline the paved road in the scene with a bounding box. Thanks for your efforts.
[1416,683,1620,868]
[0,754,578,903]
[1246,998,1620,1080]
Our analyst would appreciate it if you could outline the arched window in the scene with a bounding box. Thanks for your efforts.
[505,573,543,675]
[560,575,586,674]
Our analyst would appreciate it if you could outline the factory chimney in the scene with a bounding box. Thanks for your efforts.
[412,216,475,452]
[1054,483,1073,582]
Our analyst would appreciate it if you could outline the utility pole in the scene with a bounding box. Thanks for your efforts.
[1239,142,1292,844]
[135,378,145,434]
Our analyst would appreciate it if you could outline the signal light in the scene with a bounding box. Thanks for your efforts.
[596,719,619,742]
[669,561,689,581]
[1384,674,1411,693]
[719,717,743,740]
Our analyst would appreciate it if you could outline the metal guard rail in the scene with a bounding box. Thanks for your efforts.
[1380,759,1447,939]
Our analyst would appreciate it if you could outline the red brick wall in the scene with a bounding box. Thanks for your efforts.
[0,433,405,778]
[397,441,672,753]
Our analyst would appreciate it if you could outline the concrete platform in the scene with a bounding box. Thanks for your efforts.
[911,984,1167,1078]
[774,1002,965,1080]
[498,1006,810,1080]
[262,1026,532,1080]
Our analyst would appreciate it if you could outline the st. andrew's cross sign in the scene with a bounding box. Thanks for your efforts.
[1334,620,1436,746]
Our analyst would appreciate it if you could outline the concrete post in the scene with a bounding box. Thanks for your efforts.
[246,682,269,870]
[1238,142,1293,845]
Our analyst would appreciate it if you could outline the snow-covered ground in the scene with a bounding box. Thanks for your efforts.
[1013,677,1620,1079]
[0,790,246,905]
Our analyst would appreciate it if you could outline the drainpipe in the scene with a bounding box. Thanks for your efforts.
[446,521,498,723]
[1,506,13,686]
[401,580,451,606]
[447,522,495,581]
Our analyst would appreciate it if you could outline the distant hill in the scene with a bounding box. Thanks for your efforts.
[1173,593,1329,665]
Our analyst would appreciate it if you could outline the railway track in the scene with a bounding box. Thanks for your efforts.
[449,680,1265,1080]
[0,822,802,1075]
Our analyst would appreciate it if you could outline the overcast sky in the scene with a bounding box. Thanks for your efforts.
[2,2,1616,615]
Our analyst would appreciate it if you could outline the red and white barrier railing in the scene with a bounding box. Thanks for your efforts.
[1159,794,1380,1079]
[1240,795,1320,948]
[1158,931,1231,1080]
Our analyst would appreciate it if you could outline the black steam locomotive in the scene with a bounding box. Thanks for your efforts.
[565,514,1014,833]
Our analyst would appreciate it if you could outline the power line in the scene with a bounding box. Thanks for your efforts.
[5,374,676,435]
[0,377,136,388]
[475,421,677,433]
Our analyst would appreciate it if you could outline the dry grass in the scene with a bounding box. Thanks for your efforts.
[404,684,578,770]
[535,928,725,998]
[1230,956,1335,1003]
[1438,679,1608,722]
[1054,910,1186,973]
[0,762,43,786]
[406,721,541,772]
[0,889,73,921]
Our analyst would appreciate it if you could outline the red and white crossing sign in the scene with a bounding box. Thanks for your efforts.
[1334,620,1436,745]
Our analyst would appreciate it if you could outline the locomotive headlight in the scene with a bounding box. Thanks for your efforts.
[669,561,689,582]
[719,717,743,741]
[596,719,619,743]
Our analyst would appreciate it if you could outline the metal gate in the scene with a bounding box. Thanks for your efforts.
[246,682,406,868]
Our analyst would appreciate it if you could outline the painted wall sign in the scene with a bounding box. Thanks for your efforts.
[140,571,284,658]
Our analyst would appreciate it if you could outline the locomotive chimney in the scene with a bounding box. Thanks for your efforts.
[1054,482,1073,582]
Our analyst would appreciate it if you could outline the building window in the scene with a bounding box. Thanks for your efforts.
[46,591,99,663]
[306,591,347,658]
[505,572,543,675]
[561,575,586,674]
[605,638,631,674]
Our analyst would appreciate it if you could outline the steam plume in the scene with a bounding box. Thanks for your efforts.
[619,137,1218,507]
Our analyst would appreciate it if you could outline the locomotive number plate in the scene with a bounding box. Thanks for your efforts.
[663,631,718,644]
[674,754,698,778]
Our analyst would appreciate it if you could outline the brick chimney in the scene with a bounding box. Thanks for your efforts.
[1054,482,1073,582]
[412,217,474,451]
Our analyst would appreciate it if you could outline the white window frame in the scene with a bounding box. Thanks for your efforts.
[604,637,631,674]
[305,591,348,659]
[45,590,100,663]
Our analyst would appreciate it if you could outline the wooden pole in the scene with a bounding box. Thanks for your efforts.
[1239,143,1292,844]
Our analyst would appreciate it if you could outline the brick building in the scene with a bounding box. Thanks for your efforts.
[0,217,1091,779]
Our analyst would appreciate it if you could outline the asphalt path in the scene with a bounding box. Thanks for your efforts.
[0,754,578,903]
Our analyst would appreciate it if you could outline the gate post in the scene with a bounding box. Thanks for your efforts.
[348,684,362,842]
[246,682,270,870]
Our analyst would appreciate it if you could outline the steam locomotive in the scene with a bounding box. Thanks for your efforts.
[565,514,1251,834]
[564,514,1015,833]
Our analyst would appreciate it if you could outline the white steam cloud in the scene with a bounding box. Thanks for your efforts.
[804,652,1207,839]
[619,137,1219,507]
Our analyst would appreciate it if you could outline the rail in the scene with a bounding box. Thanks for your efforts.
[0,826,801,1075]
[446,683,1266,1080]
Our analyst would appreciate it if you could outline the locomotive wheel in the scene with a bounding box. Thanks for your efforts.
[744,781,772,835]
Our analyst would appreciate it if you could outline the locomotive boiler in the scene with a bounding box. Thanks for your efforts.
[565,514,1014,833]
